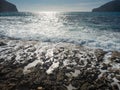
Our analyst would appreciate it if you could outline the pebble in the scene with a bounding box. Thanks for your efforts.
[37,87,43,90]
[0,39,120,90]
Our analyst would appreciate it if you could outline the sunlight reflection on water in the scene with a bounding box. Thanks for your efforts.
[0,12,120,51]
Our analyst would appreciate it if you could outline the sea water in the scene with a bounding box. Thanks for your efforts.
[0,12,120,51]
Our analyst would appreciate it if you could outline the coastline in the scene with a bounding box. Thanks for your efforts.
[0,38,120,90]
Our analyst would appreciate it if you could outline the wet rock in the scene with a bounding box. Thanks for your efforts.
[56,86,67,90]
[37,86,43,90]
[0,39,120,90]
[114,59,120,63]
[94,49,106,62]
[111,51,120,63]
[58,47,64,52]
[87,85,96,90]
[101,63,108,70]
[71,78,82,88]
[112,84,119,90]
[14,68,23,78]
[0,42,7,46]
[4,68,23,79]
[116,75,120,81]
[26,47,36,52]
[0,83,16,90]
[56,71,65,82]
[1,68,12,74]
[0,58,4,63]
[48,74,57,81]
[80,82,91,90]
[53,49,60,55]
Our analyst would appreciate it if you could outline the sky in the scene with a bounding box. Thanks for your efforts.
[8,0,112,12]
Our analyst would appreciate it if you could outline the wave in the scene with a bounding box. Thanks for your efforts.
[0,12,120,51]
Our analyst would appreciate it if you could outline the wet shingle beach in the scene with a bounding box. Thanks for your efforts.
[0,39,120,90]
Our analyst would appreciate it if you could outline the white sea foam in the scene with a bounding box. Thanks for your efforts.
[0,39,120,90]
[23,60,43,74]
[46,61,60,74]
[0,12,120,51]
[103,52,112,64]
[71,69,81,77]
[111,77,120,90]
[66,84,76,90]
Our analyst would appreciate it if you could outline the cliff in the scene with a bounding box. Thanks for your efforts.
[92,0,120,12]
[0,0,18,12]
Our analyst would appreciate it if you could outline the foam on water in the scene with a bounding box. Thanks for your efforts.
[0,12,120,51]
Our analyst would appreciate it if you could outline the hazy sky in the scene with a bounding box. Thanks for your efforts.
[8,0,112,12]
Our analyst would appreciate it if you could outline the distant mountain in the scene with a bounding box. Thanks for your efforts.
[92,0,120,12]
[0,0,18,12]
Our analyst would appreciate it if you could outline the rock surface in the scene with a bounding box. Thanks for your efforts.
[92,0,120,12]
[0,0,18,12]
[0,39,120,90]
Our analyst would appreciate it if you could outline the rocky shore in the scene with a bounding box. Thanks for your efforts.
[0,39,120,90]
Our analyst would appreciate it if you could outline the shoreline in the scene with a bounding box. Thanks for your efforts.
[0,39,120,90]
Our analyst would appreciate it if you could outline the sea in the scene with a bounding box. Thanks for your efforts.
[0,12,120,51]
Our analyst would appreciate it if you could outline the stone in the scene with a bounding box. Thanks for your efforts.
[80,82,91,90]
[56,86,67,90]
[87,85,96,90]
[101,63,108,70]
[112,84,119,90]
[116,75,120,81]
[0,41,7,46]
[37,87,43,90]
[0,39,120,90]
[94,49,106,62]
[1,68,12,74]
[111,51,120,62]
